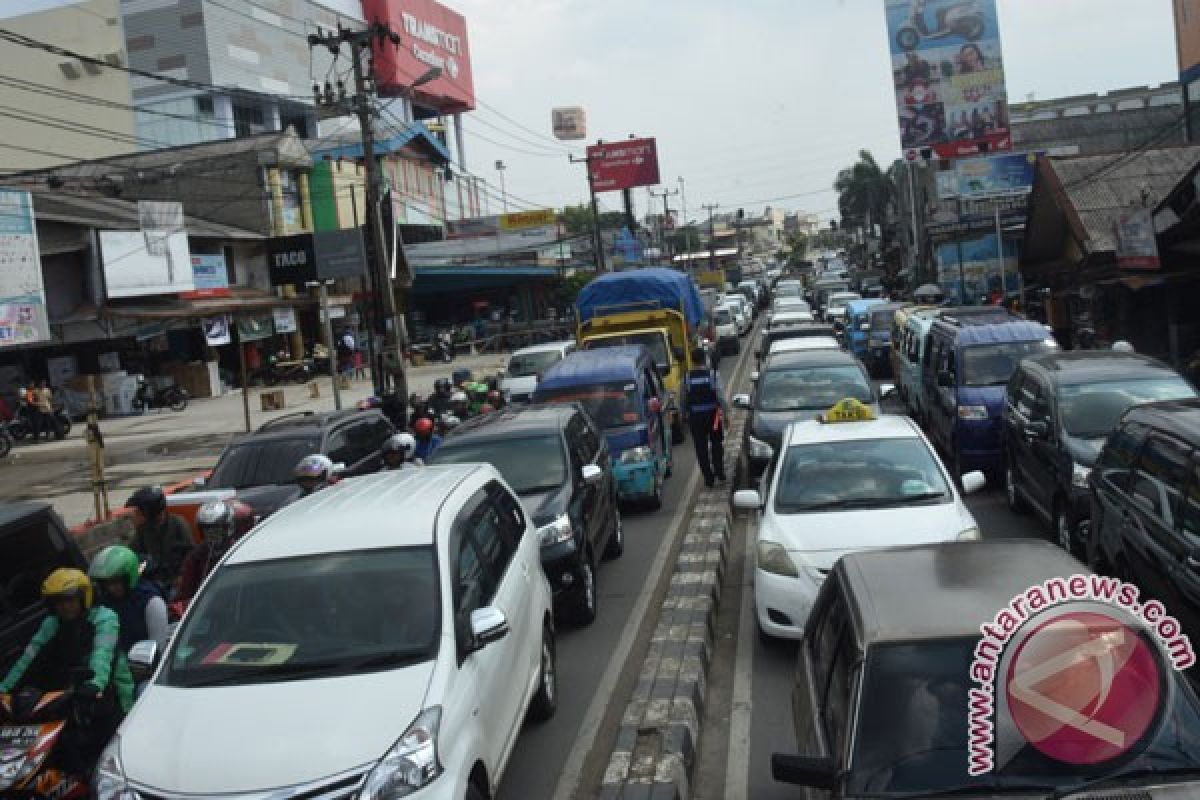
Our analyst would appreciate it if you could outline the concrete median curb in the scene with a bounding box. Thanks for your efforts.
[597,410,745,800]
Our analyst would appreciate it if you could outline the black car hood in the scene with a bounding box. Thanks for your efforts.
[521,484,571,528]
[232,484,305,518]
[1065,435,1105,468]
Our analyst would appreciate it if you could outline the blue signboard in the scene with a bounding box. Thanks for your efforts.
[956,152,1039,197]
[190,254,229,293]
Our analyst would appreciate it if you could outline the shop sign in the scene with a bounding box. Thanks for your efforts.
[1115,209,1160,270]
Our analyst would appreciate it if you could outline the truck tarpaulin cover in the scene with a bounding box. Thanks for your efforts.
[576,268,705,327]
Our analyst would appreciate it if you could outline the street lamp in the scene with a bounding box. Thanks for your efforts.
[495,160,508,213]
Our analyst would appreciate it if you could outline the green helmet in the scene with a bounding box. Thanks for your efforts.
[89,545,141,590]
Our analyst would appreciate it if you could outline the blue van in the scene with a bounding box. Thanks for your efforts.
[922,313,1058,481]
[845,298,886,360]
[534,346,673,509]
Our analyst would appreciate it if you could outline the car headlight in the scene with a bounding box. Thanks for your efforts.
[360,707,443,799]
[92,736,136,800]
[1072,463,1092,490]
[957,527,982,541]
[748,435,774,462]
[537,513,574,548]
[957,405,989,421]
[620,446,655,465]
[757,540,799,578]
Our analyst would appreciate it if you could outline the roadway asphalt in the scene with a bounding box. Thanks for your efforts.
[497,332,759,800]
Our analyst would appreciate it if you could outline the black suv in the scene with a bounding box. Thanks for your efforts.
[1004,352,1196,556]
[193,409,395,518]
[431,404,621,625]
[1090,400,1200,645]
[0,503,88,669]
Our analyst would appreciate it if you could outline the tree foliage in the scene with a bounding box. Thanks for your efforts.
[834,150,895,231]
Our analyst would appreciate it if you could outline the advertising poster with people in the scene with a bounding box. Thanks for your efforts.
[0,189,49,346]
[936,234,1020,304]
[886,0,1012,159]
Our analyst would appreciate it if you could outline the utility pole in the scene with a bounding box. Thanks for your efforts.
[569,150,607,272]
[678,176,688,228]
[648,187,680,266]
[309,22,408,403]
[495,160,508,213]
[702,203,719,273]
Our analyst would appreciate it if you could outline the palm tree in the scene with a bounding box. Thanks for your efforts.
[834,150,896,232]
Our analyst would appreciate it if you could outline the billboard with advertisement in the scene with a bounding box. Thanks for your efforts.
[1115,209,1161,270]
[363,0,475,114]
[0,189,49,346]
[587,138,661,193]
[553,107,587,140]
[446,210,556,239]
[936,233,1019,303]
[182,254,230,299]
[100,222,194,299]
[955,152,1039,197]
[886,0,1011,160]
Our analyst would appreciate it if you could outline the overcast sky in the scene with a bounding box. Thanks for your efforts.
[449,0,1179,224]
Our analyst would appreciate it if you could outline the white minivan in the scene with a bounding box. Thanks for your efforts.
[96,466,556,800]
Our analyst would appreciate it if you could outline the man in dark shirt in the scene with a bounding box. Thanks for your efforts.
[126,486,193,596]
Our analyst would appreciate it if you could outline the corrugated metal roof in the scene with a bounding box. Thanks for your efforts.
[1050,144,1200,253]
[26,190,263,240]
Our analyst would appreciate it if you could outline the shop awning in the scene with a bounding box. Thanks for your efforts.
[104,288,316,320]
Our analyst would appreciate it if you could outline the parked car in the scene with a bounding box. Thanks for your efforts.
[713,305,740,356]
[734,406,982,639]
[501,340,576,404]
[733,349,881,490]
[1005,351,1197,556]
[1089,400,1200,641]
[0,502,88,669]
[770,539,1200,796]
[534,347,673,510]
[432,405,623,624]
[922,312,1058,483]
[183,409,396,519]
[99,466,557,799]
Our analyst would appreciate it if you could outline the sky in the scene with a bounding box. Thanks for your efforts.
[446,0,1180,225]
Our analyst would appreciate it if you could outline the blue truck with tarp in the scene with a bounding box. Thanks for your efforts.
[575,268,707,445]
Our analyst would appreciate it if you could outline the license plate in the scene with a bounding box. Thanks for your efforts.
[0,725,37,748]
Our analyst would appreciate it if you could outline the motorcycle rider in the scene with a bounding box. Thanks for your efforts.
[450,390,471,421]
[428,378,454,415]
[177,500,252,608]
[294,454,336,497]
[381,433,420,470]
[127,485,193,595]
[0,569,134,774]
[413,416,443,461]
[88,545,169,653]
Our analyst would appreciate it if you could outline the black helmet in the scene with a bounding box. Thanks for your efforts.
[434,378,451,393]
[126,485,166,517]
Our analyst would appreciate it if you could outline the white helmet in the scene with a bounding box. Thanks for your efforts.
[451,391,468,404]
[382,432,417,459]
[294,454,334,483]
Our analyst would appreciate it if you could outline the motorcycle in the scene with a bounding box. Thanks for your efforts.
[261,357,314,386]
[895,0,985,52]
[9,400,70,442]
[133,376,189,413]
[433,330,455,363]
[0,683,92,798]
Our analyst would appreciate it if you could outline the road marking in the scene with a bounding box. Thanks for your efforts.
[724,507,756,800]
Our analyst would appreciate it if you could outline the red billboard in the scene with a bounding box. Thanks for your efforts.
[363,0,475,114]
[587,138,661,193]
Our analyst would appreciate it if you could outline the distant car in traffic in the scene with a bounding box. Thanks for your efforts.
[768,336,841,356]
[501,340,576,404]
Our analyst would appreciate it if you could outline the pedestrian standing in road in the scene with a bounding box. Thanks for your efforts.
[683,357,730,489]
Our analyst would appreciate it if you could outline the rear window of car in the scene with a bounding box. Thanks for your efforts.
[209,437,322,489]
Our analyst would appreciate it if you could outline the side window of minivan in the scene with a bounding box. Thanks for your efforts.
[1129,438,1189,529]
[1096,422,1145,490]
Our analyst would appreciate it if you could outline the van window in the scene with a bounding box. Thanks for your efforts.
[1095,422,1145,490]
[960,340,1056,388]
[1130,438,1190,529]
[538,382,642,429]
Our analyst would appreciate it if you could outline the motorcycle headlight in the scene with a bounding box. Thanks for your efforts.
[537,513,574,548]
[360,707,443,799]
[620,446,655,465]
[957,405,989,421]
[92,736,136,800]
[756,540,799,578]
[1072,463,1092,490]
[748,436,774,462]
[957,527,982,542]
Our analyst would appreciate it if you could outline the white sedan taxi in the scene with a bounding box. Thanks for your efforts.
[734,399,985,640]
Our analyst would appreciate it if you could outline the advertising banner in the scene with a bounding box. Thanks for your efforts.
[447,210,557,239]
[267,233,318,286]
[405,226,559,262]
[202,315,231,346]
[587,138,661,193]
[553,107,587,141]
[182,253,231,299]
[101,202,193,298]
[1115,209,1161,270]
[272,308,298,334]
[0,189,49,346]
[886,0,1011,160]
[935,233,1019,303]
[955,152,1039,198]
[363,0,475,114]
[236,313,274,342]
[313,229,366,280]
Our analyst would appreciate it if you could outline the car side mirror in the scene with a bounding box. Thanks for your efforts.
[733,489,762,510]
[128,640,158,670]
[1023,420,1050,441]
[581,464,604,486]
[960,471,987,495]
[879,383,897,399]
[734,394,752,409]
[469,607,509,652]
[771,754,837,789]
[937,371,954,388]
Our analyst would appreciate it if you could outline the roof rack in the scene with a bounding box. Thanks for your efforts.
[936,308,1016,328]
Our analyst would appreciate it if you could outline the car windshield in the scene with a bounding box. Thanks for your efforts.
[1059,377,1197,437]
[538,382,642,429]
[507,350,563,378]
[961,340,1057,387]
[774,437,950,512]
[433,435,567,495]
[847,638,1200,796]
[757,365,873,412]
[164,547,438,687]
[582,333,670,372]
[208,437,321,489]
[716,309,733,325]
[775,285,802,297]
